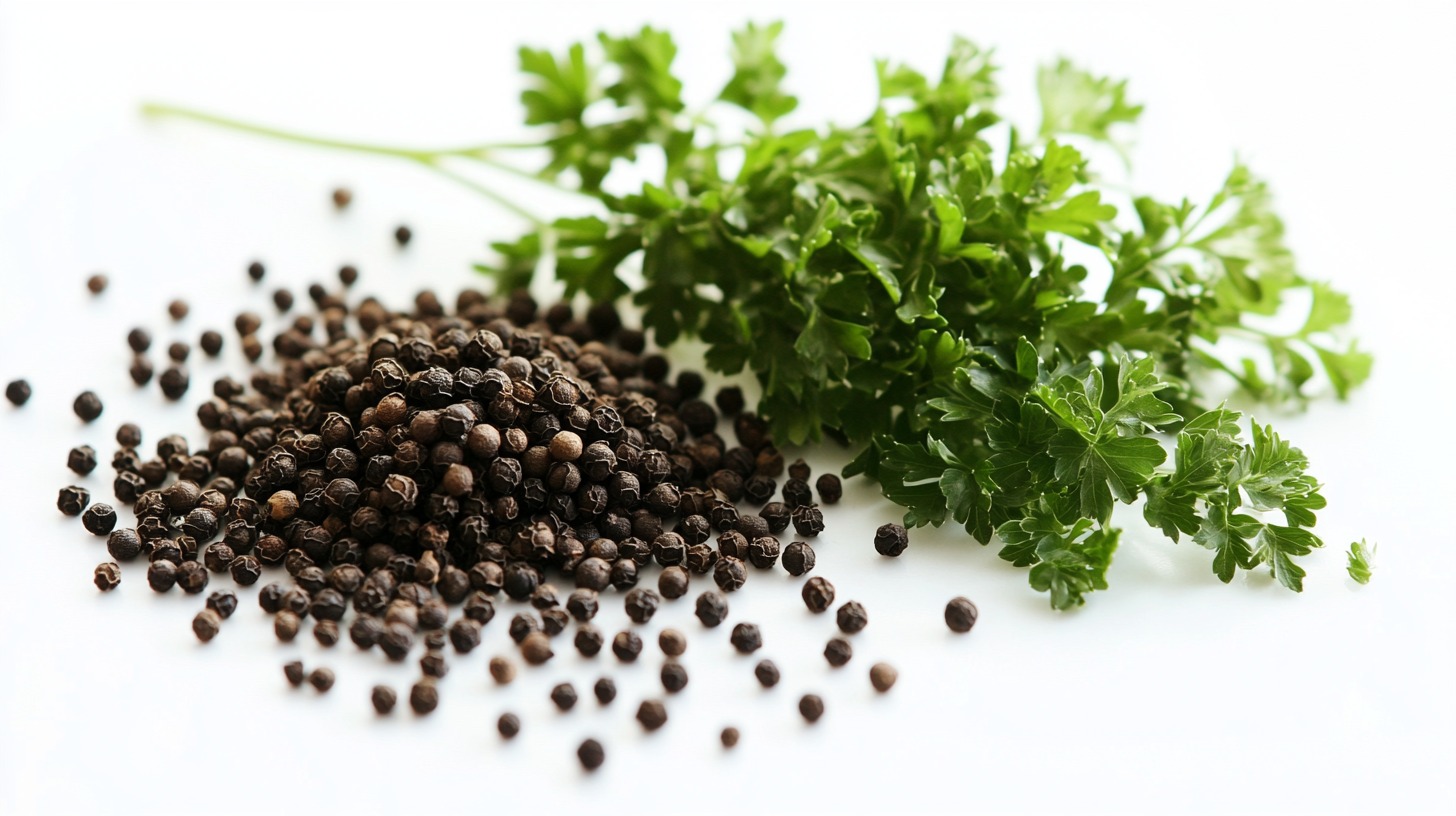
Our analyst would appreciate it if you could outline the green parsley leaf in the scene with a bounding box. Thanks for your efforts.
[1346,539,1376,585]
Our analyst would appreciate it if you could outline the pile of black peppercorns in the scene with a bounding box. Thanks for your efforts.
[34,261,980,772]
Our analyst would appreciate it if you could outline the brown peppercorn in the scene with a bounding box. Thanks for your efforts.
[206,590,238,619]
[274,610,301,642]
[730,623,763,654]
[175,560,208,594]
[694,591,729,628]
[168,299,189,321]
[200,330,223,357]
[660,662,689,693]
[394,225,412,246]
[721,727,740,748]
[86,273,108,294]
[129,357,153,386]
[489,656,517,684]
[549,431,583,461]
[283,660,305,687]
[420,652,449,679]
[836,601,869,634]
[159,366,190,400]
[93,561,122,592]
[870,662,898,692]
[127,328,151,353]
[314,620,340,647]
[574,625,604,657]
[73,391,103,423]
[338,264,358,286]
[577,738,605,771]
[802,576,835,613]
[57,486,90,517]
[824,636,853,667]
[192,609,222,642]
[331,188,352,209]
[815,473,843,504]
[308,668,335,692]
[754,659,780,688]
[371,685,397,714]
[67,445,98,475]
[409,680,438,714]
[247,261,265,282]
[658,628,687,658]
[593,677,617,705]
[713,556,747,591]
[550,682,578,711]
[875,522,910,557]
[799,694,825,723]
[611,630,643,662]
[945,596,979,633]
[782,541,816,576]
[146,560,177,592]
[658,566,689,600]
[624,588,660,623]
[521,631,554,665]
[498,713,521,739]
[636,699,668,732]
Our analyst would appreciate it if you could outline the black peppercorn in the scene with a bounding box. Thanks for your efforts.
[870,662,898,692]
[746,535,780,569]
[658,566,688,599]
[799,694,824,723]
[754,659,779,688]
[498,713,521,739]
[4,379,30,406]
[490,656,517,684]
[274,611,301,642]
[721,727,740,748]
[192,609,222,642]
[314,619,340,647]
[67,445,98,475]
[550,682,578,712]
[661,662,689,693]
[875,522,909,557]
[86,273,108,294]
[206,590,238,619]
[759,502,790,534]
[372,685,397,714]
[73,391,103,422]
[593,676,616,705]
[409,680,438,714]
[714,386,744,416]
[129,357,153,386]
[577,738,605,771]
[420,652,449,678]
[146,560,177,592]
[611,630,642,662]
[782,541,816,576]
[540,607,569,637]
[624,588,660,624]
[945,596,979,632]
[94,561,122,591]
[802,576,835,613]
[836,601,868,634]
[56,486,90,517]
[815,473,843,504]
[694,591,728,628]
[394,225,412,246]
[283,660,305,687]
[229,555,262,586]
[200,330,223,357]
[729,623,762,654]
[824,636,853,667]
[159,366,190,400]
[308,668,335,692]
[574,625,604,657]
[713,556,747,591]
[636,699,668,732]
[127,328,151,353]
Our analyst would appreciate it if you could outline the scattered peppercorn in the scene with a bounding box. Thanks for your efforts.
[283,660,305,687]
[574,625,604,657]
[93,561,121,592]
[754,659,780,688]
[730,623,763,654]
[199,330,223,357]
[67,445,97,475]
[782,541,816,576]
[636,699,668,732]
[274,611,301,642]
[331,188,352,209]
[721,727,740,748]
[167,300,189,321]
[159,366,189,400]
[815,474,843,504]
[836,601,869,634]
[86,273,108,294]
[521,631,554,665]
[206,590,238,619]
[127,328,151,353]
[824,637,853,667]
[658,628,687,658]
[497,713,521,739]
[611,630,643,662]
[550,682,578,711]
[658,565,689,600]
[247,261,265,282]
[593,677,617,705]
[624,587,660,623]
[73,391,103,422]
[394,225,412,246]
[193,609,222,642]
[167,341,189,362]
[661,662,689,693]
[802,576,836,614]
[799,694,825,723]
[314,620,340,647]
[869,662,898,692]
[309,668,336,693]
[57,486,90,517]
[945,596,979,633]
[371,685,396,714]
[129,357,153,386]
[875,523,910,557]
[489,656,517,684]
[4,379,31,406]
[577,738,605,771]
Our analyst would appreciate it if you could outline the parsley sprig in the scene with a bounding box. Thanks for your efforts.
[143,23,1370,608]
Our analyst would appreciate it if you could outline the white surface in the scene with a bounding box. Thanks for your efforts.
[1,2,1453,814]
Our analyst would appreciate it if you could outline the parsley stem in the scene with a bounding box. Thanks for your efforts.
[410,158,546,227]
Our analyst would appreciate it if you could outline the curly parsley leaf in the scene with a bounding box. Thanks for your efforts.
[1346,539,1376,585]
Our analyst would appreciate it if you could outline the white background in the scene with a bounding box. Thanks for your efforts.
[1,2,1453,814]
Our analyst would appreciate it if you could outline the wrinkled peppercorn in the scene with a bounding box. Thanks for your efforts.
[611,630,642,662]
[73,391,104,422]
[754,659,780,688]
[802,576,835,613]
[799,694,824,723]
[875,523,909,557]
[636,699,668,732]
[67,445,98,475]
[836,601,868,634]
[521,631,554,665]
[730,623,763,654]
[283,660,305,687]
[624,588,660,623]
[661,662,689,693]
[94,561,122,591]
[497,713,520,739]
[782,541,816,576]
[824,637,853,667]
[82,504,117,534]
[371,685,397,714]
[409,680,438,714]
[593,676,616,705]
[945,596,979,633]
[694,591,728,628]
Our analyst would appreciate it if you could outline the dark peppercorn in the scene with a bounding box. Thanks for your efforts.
[274,611,301,642]
[489,656,517,685]
[332,188,352,209]
[86,273,108,294]
[746,536,780,569]
[338,264,359,286]
[658,628,687,657]
[257,583,286,613]
[308,668,335,692]
[636,699,668,732]
[624,588,660,623]
[730,623,762,654]
[73,391,103,422]
[565,589,599,622]
[791,505,824,537]
[824,637,853,667]
[247,261,266,282]
[521,631,554,665]
[168,298,190,321]
[192,609,222,642]
[713,556,746,591]
[200,330,223,357]
[574,625,604,657]
[283,660,305,687]
[146,560,177,592]
[314,620,340,647]
[350,615,383,650]
[127,328,151,353]
[714,386,744,415]
[758,502,790,534]
[754,659,779,688]
[106,528,143,561]
[593,677,616,705]
[694,591,728,628]
[782,541,816,576]
[836,601,868,634]
[408,680,437,714]
[448,618,482,653]
[657,566,689,600]
[509,613,540,644]
[661,662,688,693]
[67,445,97,475]
[782,478,812,508]
[550,682,578,711]
[802,576,835,614]
[815,473,843,504]
[870,662,898,692]
[721,727,740,748]
[875,523,910,557]
[272,289,293,311]
[497,713,521,739]
[540,607,569,636]
[611,630,642,662]
[4,379,31,406]
[945,596,979,633]
[394,225,412,246]
[799,694,824,723]
[159,366,189,400]
[94,561,121,592]
[577,738,605,771]
[56,486,90,517]
[371,685,396,714]
[420,652,449,678]
[229,555,262,586]
[129,357,153,386]
[115,423,142,448]
[206,590,238,619]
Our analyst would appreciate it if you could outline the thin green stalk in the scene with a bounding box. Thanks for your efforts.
[412,158,546,227]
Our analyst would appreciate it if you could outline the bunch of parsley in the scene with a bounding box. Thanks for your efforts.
[146,23,1371,608]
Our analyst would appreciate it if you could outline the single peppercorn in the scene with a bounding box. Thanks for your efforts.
[176,560,208,594]
[206,590,238,619]
[167,299,189,321]
[802,576,836,614]
[93,561,121,592]
[694,591,729,628]
[498,713,521,739]
[721,727,740,748]
[714,556,747,591]
[658,566,689,600]
[167,341,189,362]
[945,596,979,633]
[129,357,153,386]
[550,682,578,711]
[394,225,412,246]
[782,541,816,576]
[730,623,763,654]
[308,668,335,693]
[409,680,438,714]
[611,630,643,662]
[371,685,397,714]
[799,694,825,723]
[870,662,898,692]
[577,738,605,771]
[658,628,687,658]
[283,660,305,687]
[574,625,604,657]
[331,188,352,209]
[56,486,90,516]
[824,637,853,667]
[274,611,301,642]
[489,656,517,684]
[200,330,223,357]
[715,386,744,415]
[247,261,265,282]
[420,652,449,678]
[338,264,358,286]
[4,379,31,406]
[126,328,151,353]
[107,528,143,561]
[636,699,668,732]
[624,588,660,623]
[67,445,97,475]
[86,273,108,294]
[754,659,780,688]
[192,609,222,642]
[661,662,689,693]
[147,560,177,592]
[159,366,189,400]
[836,601,869,634]
[521,631,554,665]
[314,620,340,647]
[875,522,910,557]
[73,391,103,422]
[272,289,293,312]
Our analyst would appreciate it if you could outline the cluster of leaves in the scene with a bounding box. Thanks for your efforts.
[475,24,1369,608]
